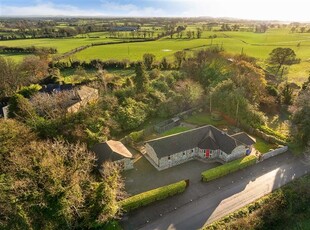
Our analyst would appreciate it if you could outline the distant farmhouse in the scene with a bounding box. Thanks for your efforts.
[92,140,134,171]
[145,125,256,170]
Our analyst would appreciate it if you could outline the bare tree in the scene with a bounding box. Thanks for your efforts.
[31,91,77,119]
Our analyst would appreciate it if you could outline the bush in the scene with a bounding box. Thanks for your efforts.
[201,155,257,182]
[119,180,188,212]
[129,130,144,142]
[259,125,287,141]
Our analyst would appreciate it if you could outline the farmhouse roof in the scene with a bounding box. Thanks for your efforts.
[146,125,254,158]
[231,132,256,146]
[91,140,132,168]
[76,86,98,101]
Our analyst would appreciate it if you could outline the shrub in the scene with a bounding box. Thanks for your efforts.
[128,130,144,142]
[201,155,257,182]
[119,180,188,212]
[259,125,287,141]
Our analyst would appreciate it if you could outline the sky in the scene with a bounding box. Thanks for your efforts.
[0,0,309,22]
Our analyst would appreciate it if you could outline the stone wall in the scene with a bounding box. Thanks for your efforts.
[228,145,247,162]
[260,146,288,161]
[158,149,195,170]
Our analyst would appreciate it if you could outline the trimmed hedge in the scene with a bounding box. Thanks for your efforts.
[119,179,188,212]
[201,155,257,182]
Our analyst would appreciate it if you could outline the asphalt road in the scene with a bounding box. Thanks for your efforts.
[137,153,310,230]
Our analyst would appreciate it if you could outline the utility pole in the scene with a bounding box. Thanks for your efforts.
[236,100,239,126]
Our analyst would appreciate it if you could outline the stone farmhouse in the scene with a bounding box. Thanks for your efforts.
[145,125,256,170]
[92,140,134,171]
[66,85,99,113]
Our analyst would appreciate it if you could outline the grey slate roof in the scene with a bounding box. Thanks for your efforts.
[146,125,255,158]
[231,132,256,146]
[92,140,132,168]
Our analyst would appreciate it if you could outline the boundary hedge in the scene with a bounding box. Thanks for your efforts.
[119,179,189,212]
[201,155,257,182]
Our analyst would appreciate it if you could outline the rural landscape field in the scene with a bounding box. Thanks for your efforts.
[1,0,310,229]
[1,23,310,83]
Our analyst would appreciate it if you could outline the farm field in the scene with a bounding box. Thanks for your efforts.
[1,27,309,83]
[0,36,123,53]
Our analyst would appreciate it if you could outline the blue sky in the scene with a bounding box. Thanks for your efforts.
[0,0,309,22]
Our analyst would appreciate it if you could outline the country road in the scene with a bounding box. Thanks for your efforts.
[121,152,310,230]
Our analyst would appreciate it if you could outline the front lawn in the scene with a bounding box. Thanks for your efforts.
[254,137,277,154]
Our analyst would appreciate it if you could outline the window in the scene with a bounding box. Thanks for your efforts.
[168,156,171,160]
[183,152,186,155]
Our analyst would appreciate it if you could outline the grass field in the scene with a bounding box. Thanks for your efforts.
[0,37,122,53]
[254,137,277,154]
[1,28,309,83]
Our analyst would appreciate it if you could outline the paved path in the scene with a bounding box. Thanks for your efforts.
[121,152,310,230]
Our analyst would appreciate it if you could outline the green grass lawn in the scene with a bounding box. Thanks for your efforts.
[0,36,122,54]
[161,126,191,137]
[1,28,309,84]
[185,112,228,126]
[254,137,277,154]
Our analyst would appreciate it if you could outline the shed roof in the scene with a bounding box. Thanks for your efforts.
[92,140,132,168]
[231,132,256,146]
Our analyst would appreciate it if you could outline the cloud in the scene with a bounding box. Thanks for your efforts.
[0,2,105,17]
[1,1,167,17]
[101,1,167,17]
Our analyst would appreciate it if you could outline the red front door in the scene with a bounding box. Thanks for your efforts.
[205,149,210,158]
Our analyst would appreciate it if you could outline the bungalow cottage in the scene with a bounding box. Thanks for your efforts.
[145,125,256,170]
[92,140,134,171]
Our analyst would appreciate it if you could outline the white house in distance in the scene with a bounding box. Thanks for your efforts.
[92,140,134,171]
[145,125,256,170]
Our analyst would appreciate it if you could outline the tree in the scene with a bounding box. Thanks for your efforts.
[0,120,125,229]
[133,62,149,93]
[210,79,266,127]
[292,87,310,145]
[186,30,192,39]
[160,57,170,70]
[174,79,204,110]
[267,47,300,77]
[280,82,294,105]
[196,28,202,39]
[0,57,23,97]
[143,53,156,70]
[232,60,267,104]
[174,51,186,69]
[116,98,148,130]
[30,91,76,119]
[20,55,49,83]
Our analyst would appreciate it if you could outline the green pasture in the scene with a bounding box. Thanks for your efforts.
[1,27,309,83]
[75,38,210,61]
[0,36,122,53]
